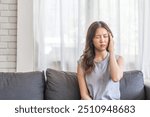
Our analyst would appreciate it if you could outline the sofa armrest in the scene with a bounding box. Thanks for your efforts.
[144,80,150,100]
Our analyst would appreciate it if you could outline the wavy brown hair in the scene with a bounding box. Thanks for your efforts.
[81,21,113,74]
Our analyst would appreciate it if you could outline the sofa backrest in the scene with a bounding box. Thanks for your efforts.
[120,70,145,100]
[0,69,145,100]
[45,69,145,100]
[0,71,45,100]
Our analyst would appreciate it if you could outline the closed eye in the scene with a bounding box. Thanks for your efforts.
[104,35,108,38]
[95,36,100,39]
[103,34,108,38]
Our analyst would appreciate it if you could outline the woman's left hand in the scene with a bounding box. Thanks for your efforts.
[108,33,114,53]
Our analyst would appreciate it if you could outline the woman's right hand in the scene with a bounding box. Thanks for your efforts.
[108,33,114,53]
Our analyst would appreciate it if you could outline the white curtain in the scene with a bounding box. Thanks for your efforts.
[33,0,87,71]
[33,0,150,79]
[138,0,150,79]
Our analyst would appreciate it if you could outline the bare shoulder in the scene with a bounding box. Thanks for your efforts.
[77,63,85,77]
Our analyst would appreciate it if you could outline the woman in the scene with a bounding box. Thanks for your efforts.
[77,21,124,100]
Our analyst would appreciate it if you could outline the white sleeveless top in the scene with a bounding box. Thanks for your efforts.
[79,53,120,100]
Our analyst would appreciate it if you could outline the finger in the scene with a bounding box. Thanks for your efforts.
[108,32,112,39]
[108,33,113,43]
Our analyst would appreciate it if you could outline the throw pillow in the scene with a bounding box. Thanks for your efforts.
[45,68,81,100]
[120,70,145,100]
[0,71,45,100]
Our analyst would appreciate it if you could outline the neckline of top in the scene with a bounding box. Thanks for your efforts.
[94,52,109,63]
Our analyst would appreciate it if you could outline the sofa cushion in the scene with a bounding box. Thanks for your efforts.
[0,71,45,100]
[120,70,145,100]
[144,81,150,100]
[45,68,81,100]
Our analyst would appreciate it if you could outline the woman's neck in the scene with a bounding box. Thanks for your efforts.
[94,50,108,62]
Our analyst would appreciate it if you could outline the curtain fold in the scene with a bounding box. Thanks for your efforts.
[138,0,150,79]
[33,0,150,79]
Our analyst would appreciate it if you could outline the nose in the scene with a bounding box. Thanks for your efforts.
[100,36,105,42]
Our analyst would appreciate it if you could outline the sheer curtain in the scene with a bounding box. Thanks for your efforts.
[33,0,150,79]
[33,0,87,71]
[138,0,150,79]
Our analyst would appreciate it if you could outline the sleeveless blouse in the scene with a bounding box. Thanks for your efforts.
[78,53,120,100]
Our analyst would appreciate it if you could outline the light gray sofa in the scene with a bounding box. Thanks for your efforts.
[0,69,150,100]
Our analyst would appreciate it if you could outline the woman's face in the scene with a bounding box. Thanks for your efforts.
[93,27,109,52]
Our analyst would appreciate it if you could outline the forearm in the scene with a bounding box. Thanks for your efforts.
[81,94,92,100]
[109,52,123,82]
[77,65,92,100]
[78,80,92,100]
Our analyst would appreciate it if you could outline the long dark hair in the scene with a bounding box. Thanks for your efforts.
[81,21,113,74]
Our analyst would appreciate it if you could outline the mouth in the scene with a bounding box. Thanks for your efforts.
[100,44,106,47]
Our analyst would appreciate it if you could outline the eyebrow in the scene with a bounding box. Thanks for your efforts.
[95,34,108,36]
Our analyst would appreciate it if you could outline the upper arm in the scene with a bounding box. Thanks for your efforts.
[77,63,90,98]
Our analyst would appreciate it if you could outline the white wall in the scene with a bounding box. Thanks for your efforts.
[17,0,34,72]
[0,0,17,72]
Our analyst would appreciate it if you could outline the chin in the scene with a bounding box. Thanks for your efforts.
[100,47,107,51]
[95,47,107,52]
[98,49,106,52]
